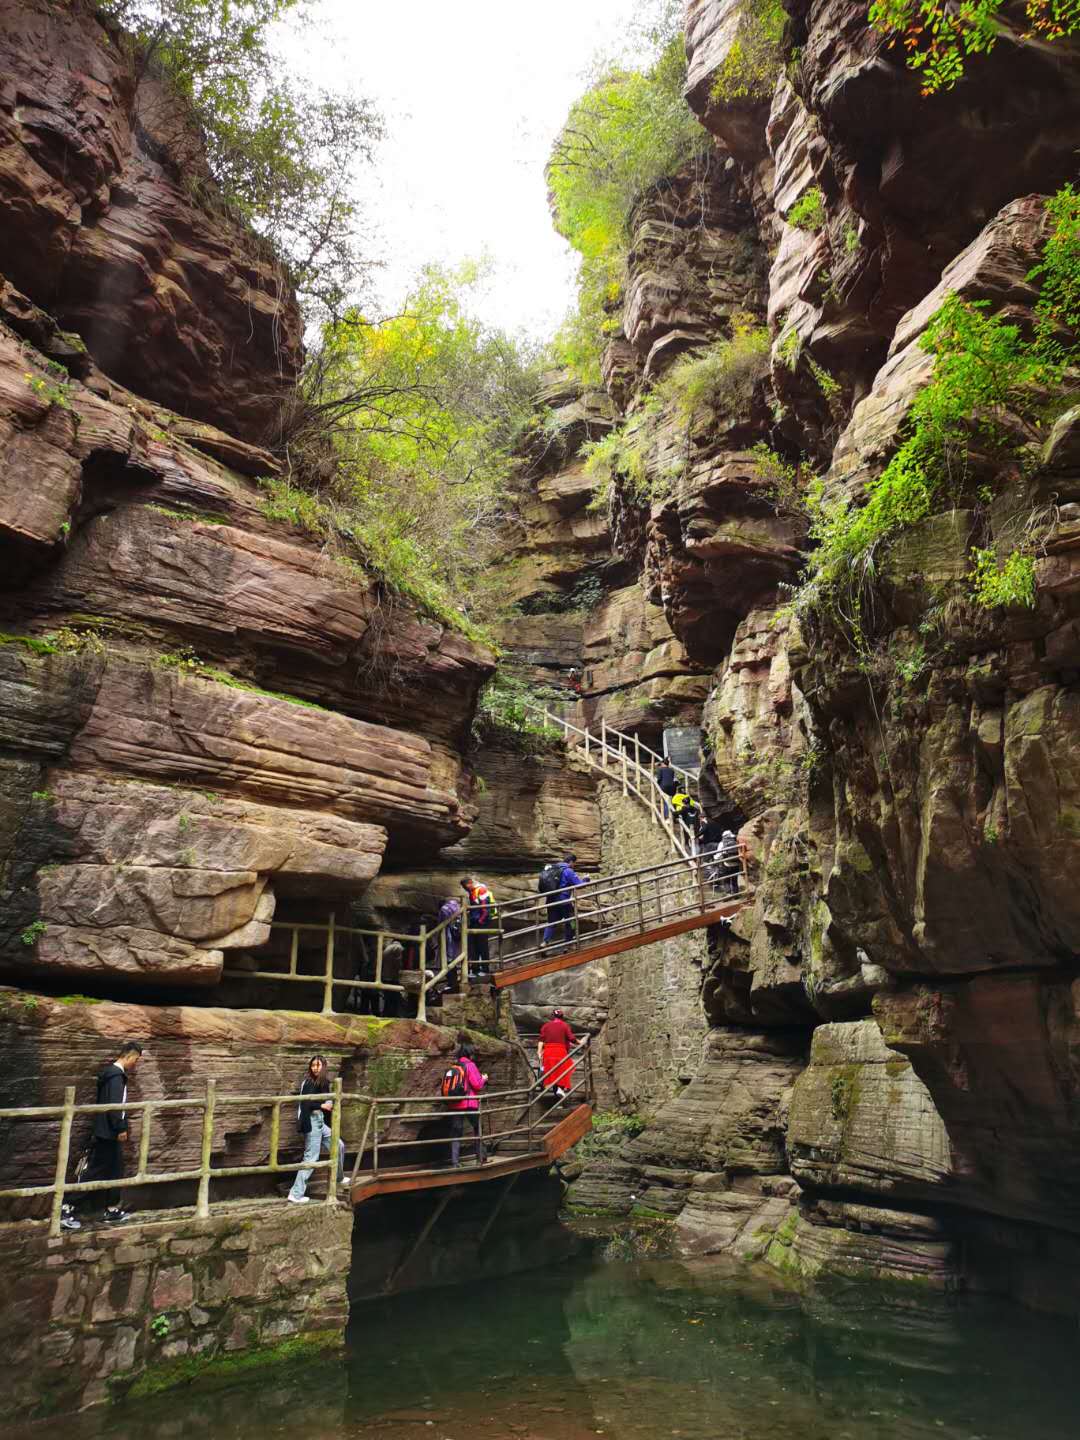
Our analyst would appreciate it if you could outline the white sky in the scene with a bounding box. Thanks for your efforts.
[286,0,648,339]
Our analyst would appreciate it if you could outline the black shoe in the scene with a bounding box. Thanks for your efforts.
[102,1208,129,1225]
[60,1205,81,1232]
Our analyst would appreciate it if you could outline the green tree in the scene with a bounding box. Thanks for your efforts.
[547,25,710,384]
[273,263,541,633]
[96,0,382,317]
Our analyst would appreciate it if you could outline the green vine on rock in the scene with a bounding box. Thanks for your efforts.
[868,0,1080,96]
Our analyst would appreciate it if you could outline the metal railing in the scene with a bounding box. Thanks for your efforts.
[522,702,700,859]
[365,1033,595,1174]
[221,909,499,1023]
[0,1079,346,1238]
[221,846,750,1014]
[493,844,749,974]
[0,1039,597,1237]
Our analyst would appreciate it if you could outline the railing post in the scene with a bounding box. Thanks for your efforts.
[196,1077,216,1220]
[372,1100,380,1176]
[600,715,608,768]
[634,731,641,780]
[49,1086,76,1239]
[636,876,645,936]
[322,911,336,1015]
[270,1099,281,1173]
[621,747,628,796]
[137,1102,153,1178]
[461,905,470,985]
[288,927,299,976]
[696,850,707,914]
[327,1077,343,1205]
[416,924,428,1024]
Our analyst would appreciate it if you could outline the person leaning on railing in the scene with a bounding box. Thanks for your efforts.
[65,1039,145,1230]
[288,1055,346,1204]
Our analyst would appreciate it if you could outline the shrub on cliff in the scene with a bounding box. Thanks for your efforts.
[547,8,710,385]
[709,0,788,104]
[792,186,1080,645]
[95,0,382,318]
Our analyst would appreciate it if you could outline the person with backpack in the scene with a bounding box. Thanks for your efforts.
[538,1009,576,1099]
[539,854,587,950]
[438,896,463,989]
[655,758,678,817]
[67,1039,144,1229]
[460,876,497,980]
[442,1042,488,1167]
[671,789,701,841]
[288,1054,346,1204]
[719,829,742,897]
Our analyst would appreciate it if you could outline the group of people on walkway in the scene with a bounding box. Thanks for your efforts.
[58,1023,575,1229]
[655,760,743,895]
[59,1045,350,1229]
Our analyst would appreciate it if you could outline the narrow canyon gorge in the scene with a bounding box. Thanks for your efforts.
[2,0,1080,1427]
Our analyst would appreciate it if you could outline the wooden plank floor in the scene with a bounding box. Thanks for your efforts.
[350,1104,592,1206]
[493,902,746,989]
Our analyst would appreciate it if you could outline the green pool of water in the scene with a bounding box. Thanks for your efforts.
[32,1254,1080,1438]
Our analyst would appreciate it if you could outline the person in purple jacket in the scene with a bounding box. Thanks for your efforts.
[449,1043,488,1167]
[542,854,587,950]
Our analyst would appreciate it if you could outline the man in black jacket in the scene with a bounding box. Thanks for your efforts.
[77,1041,143,1226]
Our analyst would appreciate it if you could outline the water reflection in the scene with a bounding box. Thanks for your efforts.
[18,1255,1080,1439]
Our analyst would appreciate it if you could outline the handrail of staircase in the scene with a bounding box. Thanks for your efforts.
[224,847,750,1019]
[0,1041,600,1235]
[492,845,749,973]
[522,701,699,859]
[365,1034,595,1171]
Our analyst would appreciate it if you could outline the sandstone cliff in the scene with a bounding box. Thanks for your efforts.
[556,0,1080,1317]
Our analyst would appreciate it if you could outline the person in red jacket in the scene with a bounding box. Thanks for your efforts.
[538,1009,576,1099]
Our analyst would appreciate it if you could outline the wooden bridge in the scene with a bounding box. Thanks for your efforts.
[221,847,751,1016]
[0,1037,596,1235]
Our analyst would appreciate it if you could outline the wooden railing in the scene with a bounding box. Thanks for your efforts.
[222,843,748,1016]
[367,1034,595,1172]
[0,1038,596,1237]
[493,845,748,973]
[522,702,700,859]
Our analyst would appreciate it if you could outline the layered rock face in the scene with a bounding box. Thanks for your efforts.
[646,0,1080,1312]
[0,0,303,441]
[551,0,1080,1315]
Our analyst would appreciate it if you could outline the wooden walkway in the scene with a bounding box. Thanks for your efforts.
[350,1104,592,1205]
[493,900,745,988]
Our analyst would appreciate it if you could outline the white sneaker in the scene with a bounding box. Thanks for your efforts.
[287,1194,310,1204]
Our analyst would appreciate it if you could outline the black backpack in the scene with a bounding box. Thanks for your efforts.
[538,862,565,895]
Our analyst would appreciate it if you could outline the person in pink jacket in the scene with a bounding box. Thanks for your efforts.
[449,1043,488,1167]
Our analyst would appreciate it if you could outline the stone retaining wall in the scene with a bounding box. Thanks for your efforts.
[0,1201,352,1422]
[598,788,710,1113]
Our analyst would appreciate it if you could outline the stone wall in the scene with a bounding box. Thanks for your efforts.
[0,1201,352,1422]
[596,787,710,1111]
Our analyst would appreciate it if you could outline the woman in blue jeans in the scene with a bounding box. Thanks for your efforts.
[288,1055,346,1203]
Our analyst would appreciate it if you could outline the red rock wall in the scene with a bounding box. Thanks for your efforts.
[0,0,304,442]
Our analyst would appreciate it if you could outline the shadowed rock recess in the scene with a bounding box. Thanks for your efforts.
[4,0,1080,1419]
